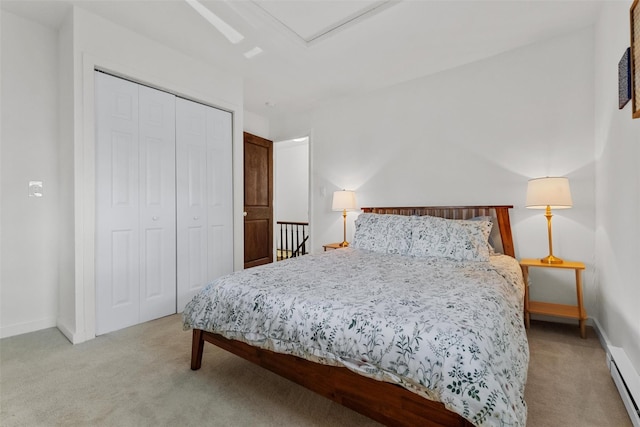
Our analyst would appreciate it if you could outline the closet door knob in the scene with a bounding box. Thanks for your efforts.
[243,212,248,217]
[152,216,159,221]
[193,216,199,220]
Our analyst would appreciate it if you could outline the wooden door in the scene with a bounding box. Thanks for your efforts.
[244,132,273,268]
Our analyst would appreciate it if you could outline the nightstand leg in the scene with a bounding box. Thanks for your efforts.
[521,265,530,329]
[576,269,586,339]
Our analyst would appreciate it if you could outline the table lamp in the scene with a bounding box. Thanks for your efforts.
[526,176,572,264]
[332,190,357,247]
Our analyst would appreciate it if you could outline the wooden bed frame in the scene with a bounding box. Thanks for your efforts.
[191,205,515,427]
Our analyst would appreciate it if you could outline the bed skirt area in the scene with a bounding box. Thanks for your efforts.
[191,329,474,427]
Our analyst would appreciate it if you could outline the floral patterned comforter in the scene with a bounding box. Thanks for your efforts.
[183,248,528,426]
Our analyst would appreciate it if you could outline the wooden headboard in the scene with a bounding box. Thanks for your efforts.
[361,205,515,258]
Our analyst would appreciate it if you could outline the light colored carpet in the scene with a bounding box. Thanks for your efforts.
[525,320,631,427]
[0,315,632,426]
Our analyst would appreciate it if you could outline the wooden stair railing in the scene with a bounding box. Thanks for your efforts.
[277,221,309,261]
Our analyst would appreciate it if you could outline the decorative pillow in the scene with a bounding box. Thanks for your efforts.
[352,213,392,253]
[408,215,492,262]
[385,215,414,255]
[352,213,414,254]
[469,215,503,254]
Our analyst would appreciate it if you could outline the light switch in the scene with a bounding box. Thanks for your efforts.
[29,181,43,197]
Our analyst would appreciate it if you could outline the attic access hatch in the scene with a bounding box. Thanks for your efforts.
[249,0,396,45]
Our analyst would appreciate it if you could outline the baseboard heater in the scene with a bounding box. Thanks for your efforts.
[608,347,640,427]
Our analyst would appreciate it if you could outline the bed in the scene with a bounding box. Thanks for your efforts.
[183,206,528,427]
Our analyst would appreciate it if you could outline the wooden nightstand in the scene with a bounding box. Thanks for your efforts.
[323,243,345,251]
[520,258,587,338]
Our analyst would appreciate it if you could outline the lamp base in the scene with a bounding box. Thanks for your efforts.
[540,254,564,264]
[339,241,349,247]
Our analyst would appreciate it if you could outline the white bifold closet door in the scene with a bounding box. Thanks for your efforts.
[175,98,233,312]
[95,72,233,335]
[95,72,177,335]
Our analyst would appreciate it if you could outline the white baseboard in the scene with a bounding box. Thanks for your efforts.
[56,320,85,344]
[0,317,87,344]
[592,319,640,427]
[609,348,640,427]
[0,317,56,339]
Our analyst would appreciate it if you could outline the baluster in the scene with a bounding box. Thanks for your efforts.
[276,221,310,260]
[276,224,283,261]
[285,224,289,259]
[302,224,307,255]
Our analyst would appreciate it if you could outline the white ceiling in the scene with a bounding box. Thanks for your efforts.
[1,0,604,120]
[251,0,396,44]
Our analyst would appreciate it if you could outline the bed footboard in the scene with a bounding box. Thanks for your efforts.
[190,328,473,427]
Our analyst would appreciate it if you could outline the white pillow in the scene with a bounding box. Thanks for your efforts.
[408,215,492,262]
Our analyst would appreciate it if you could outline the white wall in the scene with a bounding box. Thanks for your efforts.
[595,2,640,375]
[56,6,76,344]
[244,110,270,139]
[272,28,597,318]
[1,12,60,338]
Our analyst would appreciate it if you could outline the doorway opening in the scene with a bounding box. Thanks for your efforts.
[274,136,310,261]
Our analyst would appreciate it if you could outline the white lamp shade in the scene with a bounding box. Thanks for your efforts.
[526,177,573,209]
[332,190,356,211]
